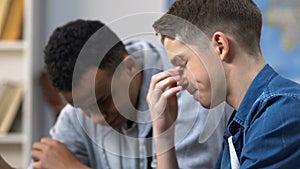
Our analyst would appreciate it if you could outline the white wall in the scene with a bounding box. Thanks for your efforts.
[43,0,166,40]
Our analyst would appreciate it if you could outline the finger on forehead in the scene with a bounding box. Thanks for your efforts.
[148,76,179,106]
[155,77,178,92]
[166,66,182,76]
[149,67,181,92]
[161,86,182,99]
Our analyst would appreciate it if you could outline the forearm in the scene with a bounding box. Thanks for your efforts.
[0,155,14,169]
[156,147,179,169]
[147,68,182,169]
[75,163,91,169]
[31,138,91,169]
[154,127,179,169]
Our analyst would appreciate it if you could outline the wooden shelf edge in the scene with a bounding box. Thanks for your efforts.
[0,132,24,144]
[0,41,25,51]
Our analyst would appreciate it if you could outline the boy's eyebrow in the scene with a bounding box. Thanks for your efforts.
[78,94,103,110]
[170,55,178,62]
[96,94,109,105]
[170,55,185,65]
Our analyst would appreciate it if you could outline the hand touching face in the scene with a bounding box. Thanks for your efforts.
[147,67,182,135]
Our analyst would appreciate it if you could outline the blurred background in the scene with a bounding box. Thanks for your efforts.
[0,0,299,168]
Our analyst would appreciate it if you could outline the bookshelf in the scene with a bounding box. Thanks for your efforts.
[0,41,25,51]
[0,0,34,168]
[0,133,23,144]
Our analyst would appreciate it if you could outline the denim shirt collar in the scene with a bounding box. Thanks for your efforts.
[233,64,278,128]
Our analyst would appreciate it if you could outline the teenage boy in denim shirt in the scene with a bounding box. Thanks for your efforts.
[148,0,300,168]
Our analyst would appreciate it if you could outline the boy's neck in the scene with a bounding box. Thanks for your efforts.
[226,53,266,110]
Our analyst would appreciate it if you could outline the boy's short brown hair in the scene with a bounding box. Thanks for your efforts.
[153,0,262,53]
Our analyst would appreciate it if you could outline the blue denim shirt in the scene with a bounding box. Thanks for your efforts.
[215,64,300,169]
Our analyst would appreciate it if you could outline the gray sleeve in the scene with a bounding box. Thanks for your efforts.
[151,156,157,169]
[49,105,90,166]
[27,105,90,169]
[174,91,232,169]
[27,162,33,169]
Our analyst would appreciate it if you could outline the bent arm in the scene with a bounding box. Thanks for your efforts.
[147,69,182,169]
[0,155,14,169]
[154,127,179,169]
[31,138,90,169]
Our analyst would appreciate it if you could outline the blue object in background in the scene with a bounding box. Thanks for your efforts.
[168,0,175,8]
[254,0,300,82]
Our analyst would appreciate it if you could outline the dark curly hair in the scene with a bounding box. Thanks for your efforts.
[44,19,127,91]
[153,0,262,54]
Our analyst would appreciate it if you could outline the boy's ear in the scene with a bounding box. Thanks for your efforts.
[123,55,139,76]
[212,32,229,61]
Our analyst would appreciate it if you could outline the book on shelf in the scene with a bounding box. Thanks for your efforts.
[1,0,24,40]
[0,82,23,134]
[0,0,11,37]
[0,83,7,100]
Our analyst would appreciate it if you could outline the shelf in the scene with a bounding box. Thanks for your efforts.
[0,0,33,168]
[0,132,23,144]
[0,41,25,52]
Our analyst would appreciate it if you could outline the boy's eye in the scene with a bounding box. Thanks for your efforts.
[179,63,186,68]
[97,95,110,105]
[171,56,187,68]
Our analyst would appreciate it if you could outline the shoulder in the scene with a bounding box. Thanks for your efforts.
[264,75,300,98]
[247,76,300,132]
[125,40,156,52]
[125,40,171,69]
[242,87,300,168]
[256,76,300,115]
[58,104,83,123]
[51,104,87,135]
